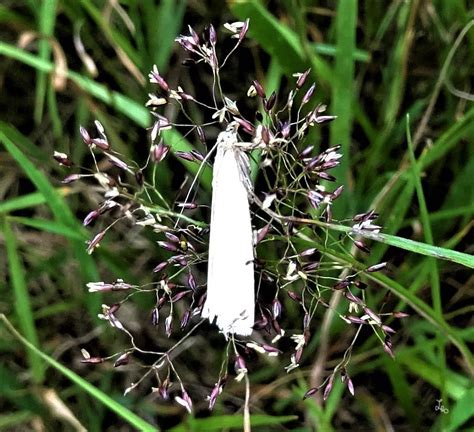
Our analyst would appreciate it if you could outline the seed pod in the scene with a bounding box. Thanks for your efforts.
[165,315,173,337]
[157,241,178,252]
[265,91,276,111]
[62,174,82,184]
[80,356,104,364]
[86,230,106,254]
[151,307,159,326]
[393,311,409,318]
[303,387,318,399]
[252,80,266,98]
[175,389,192,413]
[159,377,171,400]
[114,352,130,367]
[148,65,170,92]
[83,210,99,227]
[209,24,217,45]
[287,291,302,303]
[197,126,206,144]
[150,142,170,163]
[171,290,190,303]
[153,261,168,273]
[346,315,367,324]
[323,374,334,401]
[187,271,197,291]
[256,223,270,244]
[79,126,92,145]
[333,278,351,290]
[366,262,388,272]
[234,355,247,373]
[296,69,311,89]
[298,145,314,159]
[302,83,316,105]
[180,309,191,329]
[238,19,250,41]
[53,151,73,167]
[272,298,282,319]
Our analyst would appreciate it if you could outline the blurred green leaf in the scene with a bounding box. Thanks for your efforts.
[229,1,306,73]
[444,386,474,431]
[170,414,298,431]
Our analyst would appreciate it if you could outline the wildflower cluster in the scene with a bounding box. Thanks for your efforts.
[56,21,406,412]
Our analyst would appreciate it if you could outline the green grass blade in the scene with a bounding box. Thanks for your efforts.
[229,1,306,73]
[384,358,418,427]
[145,0,186,70]
[359,230,474,269]
[0,131,76,226]
[319,220,474,269]
[8,216,86,241]
[0,41,149,127]
[329,0,357,217]
[407,114,449,427]
[380,0,410,129]
[0,192,51,214]
[0,44,207,187]
[311,41,369,62]
[370,272,473,375]
[169,414,298,431]
[0,315,156,431]
[79,0,142,68]
[47,80,63,138]
[34,0,57,124]
[406,117,442,314]
[398,352,469,399]
[0,129,101,317]
[445,386,474,432]
[419,105,474,170]
[0,412,34,430]
[0,121,48,162]
[2,218,44,383]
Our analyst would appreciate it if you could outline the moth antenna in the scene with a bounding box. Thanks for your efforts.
[173,141,219,229]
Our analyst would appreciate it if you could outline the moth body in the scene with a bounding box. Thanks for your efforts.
[202,123,255,336]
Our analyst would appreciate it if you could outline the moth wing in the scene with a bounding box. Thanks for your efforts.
[203,145,255,336]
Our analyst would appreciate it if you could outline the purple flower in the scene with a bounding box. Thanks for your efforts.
[148,65,170,92]
[302,83,316,105]
[296,69,311,88]
[53,151,73,167]
[86,230,106,254]
[303,387,318,400]
[150,142,170,163]
[114,352,130,367]
[175,389,192,413]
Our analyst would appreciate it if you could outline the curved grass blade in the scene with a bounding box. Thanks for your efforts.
[0,315,156,431]
[2,218,44,383]
[0,130,101,317]
[0,43,210,189]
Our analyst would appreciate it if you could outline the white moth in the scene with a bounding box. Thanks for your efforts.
[202,122,255,336]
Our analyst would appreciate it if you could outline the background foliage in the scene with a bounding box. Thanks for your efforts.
[1,0,473,430]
